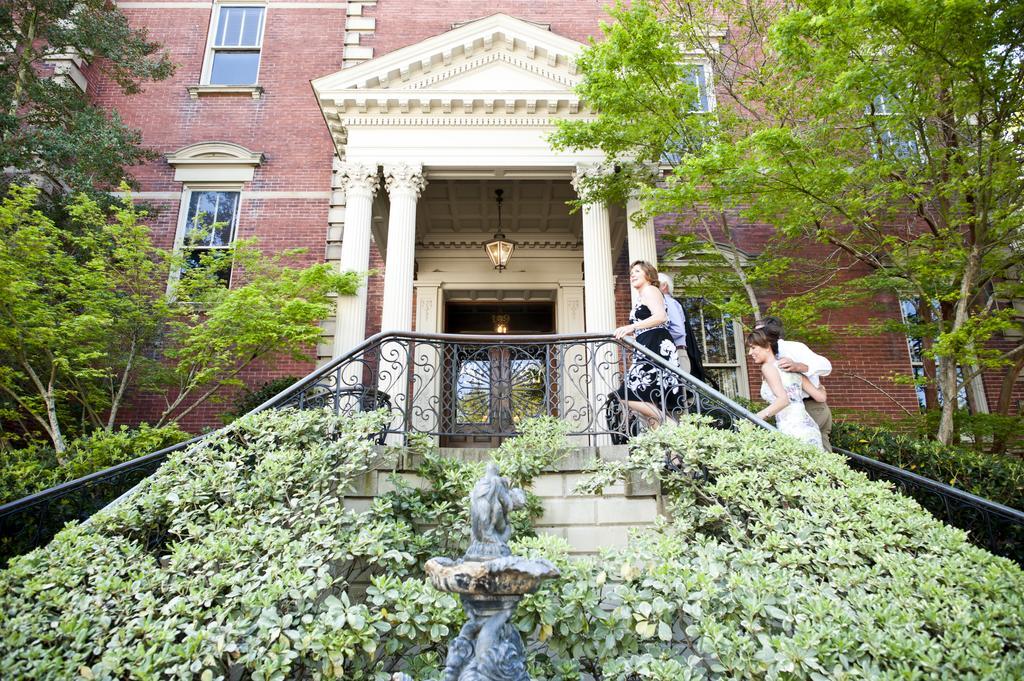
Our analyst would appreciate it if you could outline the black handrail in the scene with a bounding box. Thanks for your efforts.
[2,331,1022,566]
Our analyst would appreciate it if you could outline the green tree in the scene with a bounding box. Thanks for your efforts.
[553,0,1024,445]
[0,186,360,455]
[0,0,174,194]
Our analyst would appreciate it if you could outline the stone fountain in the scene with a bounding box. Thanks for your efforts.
[393,462,559,681]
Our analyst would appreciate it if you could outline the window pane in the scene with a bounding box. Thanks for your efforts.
[185,191,238,247]
[456,359,491,424]
[684,65,709,112]
[216,7,263,47]
[210,51,260,85]
[703,311,729,363]
[182,249,232,287]
[240,8,264,46]
[912,366,928,409]
[705,367,740,400]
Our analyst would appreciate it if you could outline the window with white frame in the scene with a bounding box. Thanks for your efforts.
[206,5,265,85]
[662,63,713,164]
[679,298,748,399]
[869,92,918,159]
[179,189,241,286]
[684,63,711,113]
[899,298,968,410]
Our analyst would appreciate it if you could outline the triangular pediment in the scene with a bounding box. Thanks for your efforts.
[313,13,584,95]
[406,52,572,92]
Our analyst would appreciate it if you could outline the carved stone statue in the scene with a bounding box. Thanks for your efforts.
[467,463,527,561]
[409,463,558,681]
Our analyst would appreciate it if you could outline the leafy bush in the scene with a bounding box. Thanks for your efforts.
[3,411,1022,679]
[0,410,567,679]
[563,420,1024,678]
[833,420,1024,510]
[0,424,189,505]
[222,376,300,424]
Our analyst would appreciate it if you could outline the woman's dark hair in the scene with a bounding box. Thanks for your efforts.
[630,260,659,286]
[746,328,779,355]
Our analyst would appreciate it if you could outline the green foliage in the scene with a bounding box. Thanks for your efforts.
[3,411,1022,678]
[833,420,1024,511]
[0,424,189,505]
[223,376,301,424]
[561,419,1024,678]
[491,416,570,487]
[553,0,1024,442]
[0,185,361,449]
[0,412,571,678]
[1,0,175,194]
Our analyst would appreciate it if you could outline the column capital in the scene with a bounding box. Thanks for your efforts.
[571,162,613,200]
[338,161,380,198]
[384,163,427,198]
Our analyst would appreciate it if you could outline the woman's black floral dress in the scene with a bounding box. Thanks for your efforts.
[615,302,682,404]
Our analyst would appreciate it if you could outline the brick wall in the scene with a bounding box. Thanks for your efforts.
[85,2,348,431]
[362,1,611,58]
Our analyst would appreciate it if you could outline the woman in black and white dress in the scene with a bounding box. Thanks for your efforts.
[613,261,682,427]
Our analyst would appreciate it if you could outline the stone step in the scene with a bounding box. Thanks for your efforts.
[343,444,661,555]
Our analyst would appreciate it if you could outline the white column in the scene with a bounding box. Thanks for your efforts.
[381,163,426,332]
[572,164,616,332]
[333,161,379,357]
[573,164,617,446]
[626,195,659,304]
[378,164,426,441]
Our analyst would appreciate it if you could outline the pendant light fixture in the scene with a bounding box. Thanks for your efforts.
[484,188,515,272]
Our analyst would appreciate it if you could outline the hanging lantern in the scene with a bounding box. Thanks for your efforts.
[492,314,510,334]
[484,188,515,271]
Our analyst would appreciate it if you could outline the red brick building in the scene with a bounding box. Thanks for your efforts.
[83,1,1014,430]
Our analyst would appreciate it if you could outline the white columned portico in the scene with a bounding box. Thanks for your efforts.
[381,164,427,332]
[334,161,379,357]
[572,164,616,332]
[626,195,659,303]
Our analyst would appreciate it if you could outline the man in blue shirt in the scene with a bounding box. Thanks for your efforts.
[658,273,691,373]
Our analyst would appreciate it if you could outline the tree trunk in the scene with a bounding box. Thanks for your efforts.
[45,391,67,459]
[937,239,983,444]
[106,339,138,430]
[7,10,37,118]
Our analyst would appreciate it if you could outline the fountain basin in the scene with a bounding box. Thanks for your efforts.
[425,555,559,596]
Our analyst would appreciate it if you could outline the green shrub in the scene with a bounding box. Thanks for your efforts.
[562,420,1024,678]
[0,424,189,505]
[0,409,566,680]
[0,443,60,504]
[222,376,300,424]
[833,420,1024,510]
[3,412,1021,679]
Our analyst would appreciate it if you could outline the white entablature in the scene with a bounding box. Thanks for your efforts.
[312,13,601,168]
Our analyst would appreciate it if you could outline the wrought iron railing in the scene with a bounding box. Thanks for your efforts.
[2,331,1022,565]
[258,331,766,446]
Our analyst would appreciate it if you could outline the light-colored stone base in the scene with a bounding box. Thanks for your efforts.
[342,445,661,555]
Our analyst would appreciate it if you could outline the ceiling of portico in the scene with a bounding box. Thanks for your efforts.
[415,179,626,253]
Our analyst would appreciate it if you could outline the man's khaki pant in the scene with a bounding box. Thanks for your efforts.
[675,348,691,373]
[803,399,833,451]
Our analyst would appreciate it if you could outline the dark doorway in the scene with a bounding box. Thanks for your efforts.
[442,301,555,446]
[443,301,555,335]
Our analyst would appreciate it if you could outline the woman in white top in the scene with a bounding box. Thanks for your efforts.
[746,329,827,448]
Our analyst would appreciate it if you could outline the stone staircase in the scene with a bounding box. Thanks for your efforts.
[343,445,662,554]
